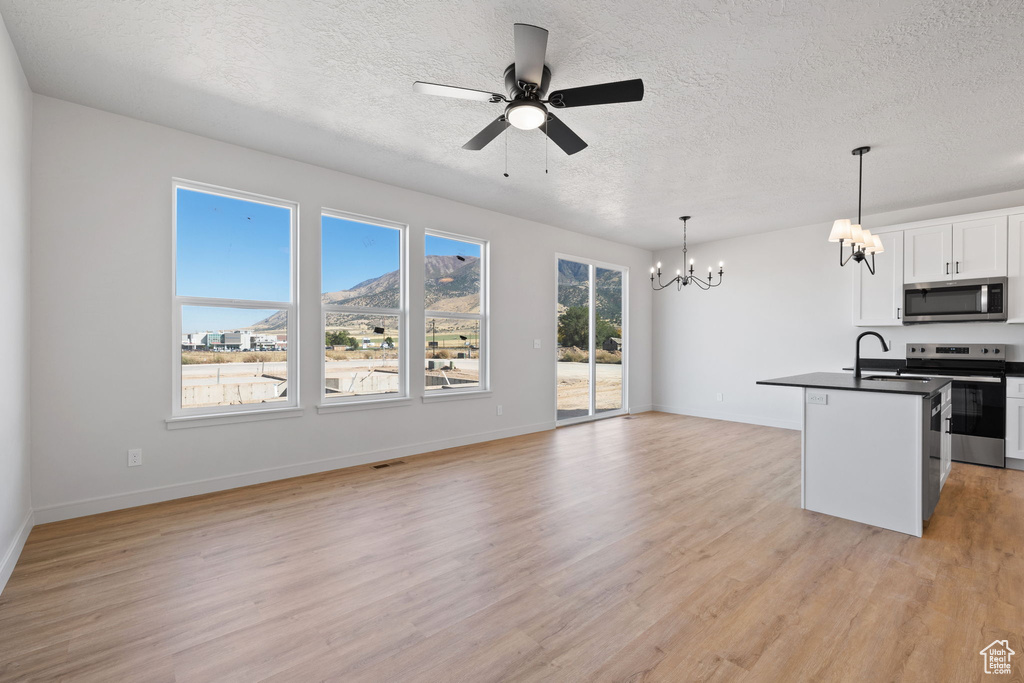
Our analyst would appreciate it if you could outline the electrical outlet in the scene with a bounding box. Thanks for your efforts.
[533,339,541,349]
[806,392,828,406]
[127,448,142,467]
[496,405,503,416]
[716,393,724,402]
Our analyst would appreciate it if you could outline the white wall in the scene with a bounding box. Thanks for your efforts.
[0,12,33,590]
[653,189,1024,430]
[29,96,653,522]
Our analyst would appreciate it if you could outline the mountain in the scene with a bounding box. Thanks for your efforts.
[251,255,481,331]
[557,260,623,326]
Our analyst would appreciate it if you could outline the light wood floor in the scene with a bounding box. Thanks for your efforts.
[1,412,1022,682]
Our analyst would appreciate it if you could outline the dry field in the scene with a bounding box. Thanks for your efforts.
[557,361,624,411]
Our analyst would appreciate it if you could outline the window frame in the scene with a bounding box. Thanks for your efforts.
[319,208,409,406]
[423,229,490,397]
[170,178,300,420]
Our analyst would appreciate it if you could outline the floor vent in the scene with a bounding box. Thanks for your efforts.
[372,460,406,469]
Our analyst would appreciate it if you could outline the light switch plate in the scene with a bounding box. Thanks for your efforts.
[806,392,828,406]
[533,339,541,349]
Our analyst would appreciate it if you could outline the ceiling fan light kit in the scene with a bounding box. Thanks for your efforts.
[413,23,644,159]
[506,100,547,130]
[651,216,725,292]
[829,146,883,274]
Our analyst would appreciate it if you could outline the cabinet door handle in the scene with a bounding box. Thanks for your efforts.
[945,417,952,434]
[946,262,950,275]
[897,307,901,320]
[955,261,960,274]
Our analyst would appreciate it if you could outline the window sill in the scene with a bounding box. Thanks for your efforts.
[165,406,304,430]
[421,390,492,403]
[317,397,413,414]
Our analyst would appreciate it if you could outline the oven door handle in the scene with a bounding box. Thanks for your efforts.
[901,373,1004,383]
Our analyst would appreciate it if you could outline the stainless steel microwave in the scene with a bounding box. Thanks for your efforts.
[902,277,1006,323]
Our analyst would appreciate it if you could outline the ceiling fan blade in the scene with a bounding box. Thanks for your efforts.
[413,81,503,102]
[513,23,548,86]
[542,114,587,155]
[462,116,510,150]
[548,79,644,108]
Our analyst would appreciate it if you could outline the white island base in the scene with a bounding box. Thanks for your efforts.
[802,388,938,537]
[759,372,951,537]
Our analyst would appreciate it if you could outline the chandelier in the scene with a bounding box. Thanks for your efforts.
[651,216,724,291]
[828,146,883,274]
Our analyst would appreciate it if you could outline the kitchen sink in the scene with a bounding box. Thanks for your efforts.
[862,375,932,383]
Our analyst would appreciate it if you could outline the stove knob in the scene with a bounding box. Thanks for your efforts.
[983,348,990,354]
[920,347,926,353]
[994,348,1001,354]
[910,347,917,353]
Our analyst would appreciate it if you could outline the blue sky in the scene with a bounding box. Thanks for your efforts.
[176,187,291,300]
[177,187,482,331]
[425,234,480,260]
[322,216,400,293]
[182,306,281,334]
[177,187,291,330]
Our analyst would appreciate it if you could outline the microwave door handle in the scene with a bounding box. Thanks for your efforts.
[981,285,988,312]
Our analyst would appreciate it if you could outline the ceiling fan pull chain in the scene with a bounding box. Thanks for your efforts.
[545,117,549,174]
[503,127,509,178]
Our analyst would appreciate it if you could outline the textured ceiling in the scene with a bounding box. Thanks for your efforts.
[3,0,1024,249]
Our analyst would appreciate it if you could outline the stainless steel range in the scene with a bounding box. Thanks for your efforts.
[902,343,1006,468]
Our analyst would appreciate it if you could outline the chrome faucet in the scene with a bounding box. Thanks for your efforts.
[854,331,890,379]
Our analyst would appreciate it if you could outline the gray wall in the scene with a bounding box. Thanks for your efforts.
[29,96,653,521]
[0,12,33,590]
[653,188,1024,429]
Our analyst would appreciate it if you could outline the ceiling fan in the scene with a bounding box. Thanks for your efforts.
[413,23,644,155]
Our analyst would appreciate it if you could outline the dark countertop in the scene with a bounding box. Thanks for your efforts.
[757,372,951,397]
[849,359,1023,376]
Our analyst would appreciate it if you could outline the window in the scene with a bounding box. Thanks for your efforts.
[424,231,487,393]
[172,180,298,417]
[321,210,407,403]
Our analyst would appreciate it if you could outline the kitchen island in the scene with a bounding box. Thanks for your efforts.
[757,372,952,537]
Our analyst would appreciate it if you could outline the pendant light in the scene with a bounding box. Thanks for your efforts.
[651,216,724,291]
[828,146,883,275]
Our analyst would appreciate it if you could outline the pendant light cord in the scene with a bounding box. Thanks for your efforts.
[857,150,863,225]
[682,218,688,262]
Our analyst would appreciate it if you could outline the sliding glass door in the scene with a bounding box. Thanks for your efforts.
[556,256,627,424]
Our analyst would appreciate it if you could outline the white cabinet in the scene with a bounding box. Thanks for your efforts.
[904,223,952,283]
[1007,214,1024,323]
[1006,398,1024,470]
[903,217,1007,283]
[940,399,952,490]
[952,216,1008,279]
[1007,379,1024,470]
[853,231,904,326]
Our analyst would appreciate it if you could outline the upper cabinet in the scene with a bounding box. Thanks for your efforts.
[952,217,1008,279]
[853,231,904,327]
[1007,214,1024,323]
[903,217,1007,283]
[903,223,952,282]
